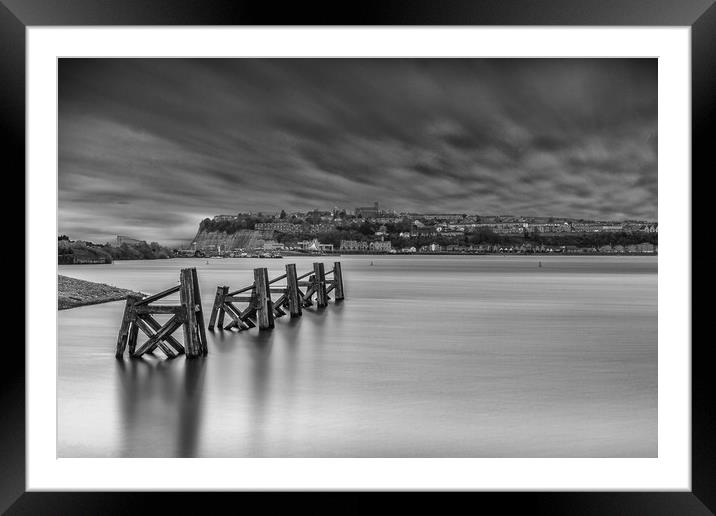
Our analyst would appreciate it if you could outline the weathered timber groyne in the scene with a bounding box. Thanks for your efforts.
[115,268,208,359]
[208,261,345,332]
[114,262,345,360]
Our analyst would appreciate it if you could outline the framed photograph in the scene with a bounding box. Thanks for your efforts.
[8,0,711,512]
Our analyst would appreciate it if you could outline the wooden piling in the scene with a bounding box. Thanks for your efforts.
[253,267,275,330]
[115,294,141,358]
[179,268,196,356]
[333,261,345,301]
[127,319,139,355]
[179,267,207,357]
[313,262,328,308]
[190,267,208,355]
[285,263,303,317]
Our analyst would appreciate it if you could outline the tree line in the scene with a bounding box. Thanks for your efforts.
[58,239,173,263]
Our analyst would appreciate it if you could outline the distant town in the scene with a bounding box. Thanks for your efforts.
[58,201,658,264]
[181,201,658,256]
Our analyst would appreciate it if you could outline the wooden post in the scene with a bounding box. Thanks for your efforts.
[253,267,275,330]
[190,268,208,355]
[208,285,228,331]
[313,262,328,308]
[115,295,141,357]
[333,261,345,301]
[285,263,302,317]
[127,319,139,355]
[179,268,207,358]
[179,268,198,357]
[191,268,209,356]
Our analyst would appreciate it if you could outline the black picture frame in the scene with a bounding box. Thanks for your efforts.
[5,0,711,513]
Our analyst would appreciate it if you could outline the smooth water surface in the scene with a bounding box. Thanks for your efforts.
[58,255,657,457]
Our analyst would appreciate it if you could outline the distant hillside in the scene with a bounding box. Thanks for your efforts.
[191,228,262,251]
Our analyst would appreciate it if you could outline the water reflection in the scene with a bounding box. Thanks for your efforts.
[178,358,207,457]
[244,330,274,454]
[330,301,346,319]
[210,326,239,354]
[115,356,207,457]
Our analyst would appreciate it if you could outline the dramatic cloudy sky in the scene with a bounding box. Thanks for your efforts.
[59,58,657,245]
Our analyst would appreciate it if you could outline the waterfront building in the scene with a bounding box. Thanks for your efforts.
[308,223,336,234]
[445,244,472,252]
[600,224,624,232]
[627,243,656,253]
[340,240,369,251]
[297,239,334,253]
[175,249,199,257]
[116,235,144,246]
[372,216,403,224]
[369,240,392,252]
[417,214,466,222]
[526,222,572,233]
[213,214,237,222]
[355,201,380,219]
[570,222,623,233]
[261,240,285,251]
[463,223,525,234]
[255,222,302,233]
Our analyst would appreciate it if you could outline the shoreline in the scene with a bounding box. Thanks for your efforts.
[58,275,144,310]
[176,252,658,258]
[327,251,657,257]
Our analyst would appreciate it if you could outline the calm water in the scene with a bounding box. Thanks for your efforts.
[58,255,657,457]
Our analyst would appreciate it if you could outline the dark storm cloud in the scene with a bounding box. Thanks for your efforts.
[58,58,657,244]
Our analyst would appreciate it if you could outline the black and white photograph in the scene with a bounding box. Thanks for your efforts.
[57,57,658,459]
